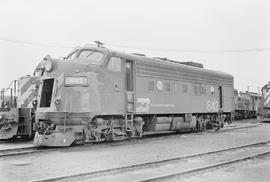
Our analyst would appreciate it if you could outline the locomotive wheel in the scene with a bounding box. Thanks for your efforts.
[74,131,85,145]
[103,132,112,141]
[126,131,132,140]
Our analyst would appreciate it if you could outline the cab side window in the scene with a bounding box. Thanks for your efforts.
[108,57,122,72]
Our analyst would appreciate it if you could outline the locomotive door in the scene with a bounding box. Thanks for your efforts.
[124,60,135,113]
[218,86,223,109]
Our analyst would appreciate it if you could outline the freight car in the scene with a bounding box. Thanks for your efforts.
[33,44,234,147]
[234,90,261,120]
[257,83,270,122]
[0,76,39,139]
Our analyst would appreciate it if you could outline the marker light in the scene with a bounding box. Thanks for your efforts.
[44,60,53,72]
[43,55,53,72]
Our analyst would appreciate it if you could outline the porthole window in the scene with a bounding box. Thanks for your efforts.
[156,80,163,91]
[210,86,215,94]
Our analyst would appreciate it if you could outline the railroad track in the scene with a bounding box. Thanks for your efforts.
[34,140,270,182]
[205,122,261,134]
[0,146,58,157]
[0,138,32,144]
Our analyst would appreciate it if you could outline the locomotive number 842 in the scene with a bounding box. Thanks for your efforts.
[33,44,234,147]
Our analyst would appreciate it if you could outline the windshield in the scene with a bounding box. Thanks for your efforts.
[33,69,44,77]
[262,88,269,96]
[65,47,80,60]
[77,50,104,65]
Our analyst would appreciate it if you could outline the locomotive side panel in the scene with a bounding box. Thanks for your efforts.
[99,61,125,115]
[135,76,233,114]
[135,77,192,113]
[135,60,234,114]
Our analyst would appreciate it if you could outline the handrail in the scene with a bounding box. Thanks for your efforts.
[0,80,17,108]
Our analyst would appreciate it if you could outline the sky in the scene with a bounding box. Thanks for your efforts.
[0,0,269,93]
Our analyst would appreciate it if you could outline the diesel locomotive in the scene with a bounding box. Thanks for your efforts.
[0,76,39,139]
[234,90,261,120]
[33,44,234,147]
[257,83,270,122]
[0,60,45,140]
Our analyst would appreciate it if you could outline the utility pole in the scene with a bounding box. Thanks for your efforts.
[2,89,4,105]
[10,88,13,107]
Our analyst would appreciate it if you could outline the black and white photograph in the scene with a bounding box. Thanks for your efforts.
[0,0,269,181]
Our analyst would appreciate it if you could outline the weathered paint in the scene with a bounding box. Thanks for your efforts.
[17,76,39,108]
[34,46,234,146]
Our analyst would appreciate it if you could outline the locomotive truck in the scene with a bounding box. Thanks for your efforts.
[0,76,39,139]
[33,44,234,147]
[257,83,270,122]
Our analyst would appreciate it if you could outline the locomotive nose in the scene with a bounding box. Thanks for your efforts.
[33,131,75,147]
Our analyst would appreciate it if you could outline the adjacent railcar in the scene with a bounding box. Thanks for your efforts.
[234,90,261,120]
[0,76,39,139]
[257,83,270,122]
[33,45,234,147]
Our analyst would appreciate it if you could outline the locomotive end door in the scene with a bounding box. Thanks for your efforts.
[124,60,135,113]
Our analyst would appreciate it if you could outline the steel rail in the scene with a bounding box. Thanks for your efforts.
[205,123,261,134]
[139,150,270,182]
[0,147,58,157]
[34,139,270,182]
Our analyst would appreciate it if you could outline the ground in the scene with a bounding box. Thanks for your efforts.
[0,119,270,182]
[178,156,270,182]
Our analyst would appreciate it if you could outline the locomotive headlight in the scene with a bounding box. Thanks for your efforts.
[44,60,53,72]
[42,55,53,72]
[64,76,88,86]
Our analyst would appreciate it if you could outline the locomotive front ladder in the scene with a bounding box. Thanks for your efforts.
[125,91,134,132]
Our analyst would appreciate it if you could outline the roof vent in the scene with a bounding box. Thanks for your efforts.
[152,57,168,61]
[132,53,146,56]
[153,57,203,68]
[180,61,204,68]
